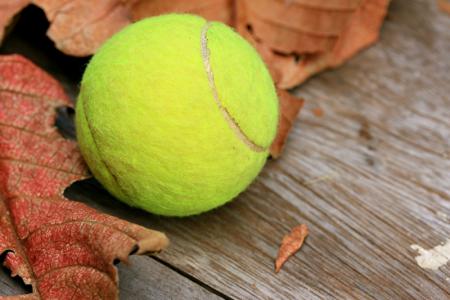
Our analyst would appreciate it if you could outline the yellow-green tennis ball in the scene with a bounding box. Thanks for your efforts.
[75,14,279,217]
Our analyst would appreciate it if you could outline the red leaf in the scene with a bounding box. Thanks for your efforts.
[270,89,304,158]
[275,224,309,273]
[0,54,169,299]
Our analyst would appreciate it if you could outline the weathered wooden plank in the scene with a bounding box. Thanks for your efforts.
[118,256,223,299]
[0,247,223,299]
[99,0,449,298]
[1,0,450,299]
[0,267,25,296]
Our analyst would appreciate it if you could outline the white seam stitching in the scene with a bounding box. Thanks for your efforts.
[200,22,266,153]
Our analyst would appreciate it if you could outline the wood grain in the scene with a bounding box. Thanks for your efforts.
[0,255,221,299]
[0,267,26,296]
[118,256,222,299]
[1,0,450,299]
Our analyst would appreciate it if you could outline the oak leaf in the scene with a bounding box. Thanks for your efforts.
[0,54,169,299]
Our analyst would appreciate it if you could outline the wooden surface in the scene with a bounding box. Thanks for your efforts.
[1,0,450,299]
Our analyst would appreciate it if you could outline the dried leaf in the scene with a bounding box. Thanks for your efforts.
[131,0,233,25]
[0,0,29,43]
[312,107,324,118]
[236,0,390,88]
[40,0,133,57]
[275,224,309,273]
[0,0,232,56]
[0,54,169,299]
[270,89,304,158]
[438,0,450,15]
[0,0,389,87]
[236,0,354,54]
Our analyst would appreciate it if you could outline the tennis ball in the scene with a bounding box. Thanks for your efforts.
[75,14,279,217]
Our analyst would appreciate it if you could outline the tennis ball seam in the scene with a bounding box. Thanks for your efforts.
[200,22,267,153]
[80,97,133,204]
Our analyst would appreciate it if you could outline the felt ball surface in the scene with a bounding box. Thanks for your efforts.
[75,14,279,216]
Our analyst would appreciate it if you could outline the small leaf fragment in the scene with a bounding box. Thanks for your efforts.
[438,0,450,15]
[270,89,304,158]
[275,224,309,273]
[312,107,324,118]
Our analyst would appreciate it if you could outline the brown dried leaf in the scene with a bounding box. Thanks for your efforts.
[438,0,450,15]
[275,224,309,273]
[0,0,29,42]
[131,0,233,25]
[0,0,129,56]
[236,0,390,88]
[0,0,233,56]
[40,0,132,57]
[270,89,304,158]
[236,0,356,54]
[312,107,324,118]
[236,0,389,88]
[1,1,389,87]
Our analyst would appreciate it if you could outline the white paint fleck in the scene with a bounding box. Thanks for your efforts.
[411,240,450,270]
[436,211,449,222]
